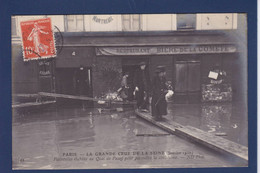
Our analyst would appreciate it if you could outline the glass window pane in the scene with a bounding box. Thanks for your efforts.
[132,19,140,31]
[76,15,83,20]
[66,15,84,32]
[122,15,130,20]
[132,14,140,20]
[77,15,84,31]
[67,19,76,31]
[132,15,140,31]
[177,14,196,30]
[122,15,131,31]
[67,15,75,21]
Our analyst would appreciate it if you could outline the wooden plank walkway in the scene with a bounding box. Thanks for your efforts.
[135,110,248,162]
[38,92,135,105]
[12,101,56,108]
[13,94,39,98]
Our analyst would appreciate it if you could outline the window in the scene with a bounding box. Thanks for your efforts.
[122,15,141,31]
[177,14,196,30]
[65,15,84,32]
[196,13,238,30]
[12,16,18,36]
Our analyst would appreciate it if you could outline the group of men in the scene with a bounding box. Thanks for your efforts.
[75,62,173,121]
[131,62,173,121]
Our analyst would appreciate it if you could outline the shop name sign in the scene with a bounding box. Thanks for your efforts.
[92,16,113,24]
[96,45,237,56]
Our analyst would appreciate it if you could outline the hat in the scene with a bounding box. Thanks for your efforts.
[139,62,146,66]
[155,66,166,73]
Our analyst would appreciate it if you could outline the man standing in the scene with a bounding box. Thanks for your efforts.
[74,65,89,110]
[151,66,168,120]
[133,62,151,111]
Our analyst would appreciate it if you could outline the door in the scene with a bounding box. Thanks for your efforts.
[38,60,55,93]
[55,67,93,107]
[174,60,201,103]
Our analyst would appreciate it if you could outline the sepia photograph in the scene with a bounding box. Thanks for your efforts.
[11,13,248,169]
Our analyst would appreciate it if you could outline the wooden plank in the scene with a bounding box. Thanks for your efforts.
[134,124,170,137]
[38,92,135,105]
[13,94,39,98]
[135,110,184,132]
[135,110,248,162]
[175,126,248,161]
[12,101,56,108]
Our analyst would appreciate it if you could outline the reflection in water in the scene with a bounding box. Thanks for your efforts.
[168,102,247,146]
[201,103,232,134]
[12,106,246,169]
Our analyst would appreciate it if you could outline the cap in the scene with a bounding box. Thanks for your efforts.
[139,62,146,66]
[156,65,166,73]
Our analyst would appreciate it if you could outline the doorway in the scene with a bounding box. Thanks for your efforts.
[174,59,201,103]
[55,67,93,107]
[122,58,149,101]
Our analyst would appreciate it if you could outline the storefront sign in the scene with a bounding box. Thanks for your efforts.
[38,61,52,77]
[96,45,237,56]
[92,16,113,24]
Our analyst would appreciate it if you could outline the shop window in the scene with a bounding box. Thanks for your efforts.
[12,16,18,36]
[122,14,141,31]
[65,15,84,32]
[177,14,196,30]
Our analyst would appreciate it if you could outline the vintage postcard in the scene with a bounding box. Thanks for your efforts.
[11,13,248,169]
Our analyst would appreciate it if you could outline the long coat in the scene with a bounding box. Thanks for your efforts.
[133,68,151,91]
[133,68,151,108]
[151,75,168,117]
[74,68,89,96]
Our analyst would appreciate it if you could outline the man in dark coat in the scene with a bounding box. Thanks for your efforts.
[74,65,89,110]
[74,65,89,96]
[133,62,151,111]
[151,66,168,120]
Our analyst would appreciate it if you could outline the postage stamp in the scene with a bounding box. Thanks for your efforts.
[20,18,56,61]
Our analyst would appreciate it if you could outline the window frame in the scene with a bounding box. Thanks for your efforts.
[177,14,197,31]
[122,14,141,31]
[64,15,85,32]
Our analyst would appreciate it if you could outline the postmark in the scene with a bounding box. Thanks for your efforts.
[20,18,56,61]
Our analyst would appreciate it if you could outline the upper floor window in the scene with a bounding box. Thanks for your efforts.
[196,13,238,30]
[122,15,141,31]
[12,16,18,36]
[65,15,84,32]
[177,14,196,30]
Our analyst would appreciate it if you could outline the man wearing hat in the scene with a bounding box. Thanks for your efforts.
[133,61,151,111]
[151,66,168,120]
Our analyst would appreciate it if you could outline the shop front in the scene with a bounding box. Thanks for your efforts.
[53,31,239,104]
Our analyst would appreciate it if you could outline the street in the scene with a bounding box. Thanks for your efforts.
[12,102,247,169]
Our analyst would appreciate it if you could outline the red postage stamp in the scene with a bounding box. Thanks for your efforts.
[20,18,56,61]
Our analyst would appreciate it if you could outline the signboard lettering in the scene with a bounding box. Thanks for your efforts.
[92,16,114,24]
[96,45,236,56]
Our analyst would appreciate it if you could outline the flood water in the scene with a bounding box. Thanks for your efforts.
[12,103,247,169]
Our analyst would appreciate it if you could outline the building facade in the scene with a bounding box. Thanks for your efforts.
[12,14,247,104]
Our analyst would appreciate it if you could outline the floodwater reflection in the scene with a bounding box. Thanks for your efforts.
[169,102,247,146]
[12,105,246,169]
